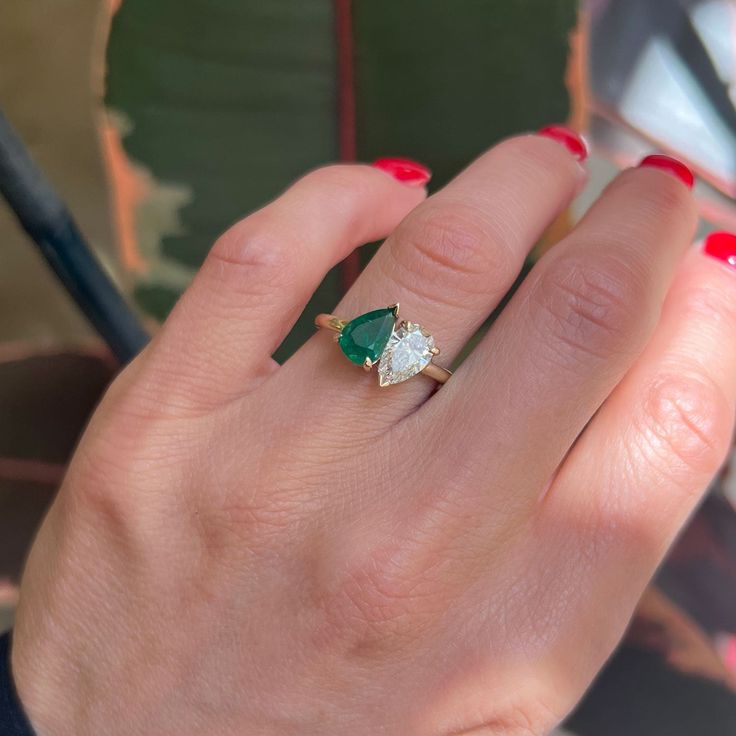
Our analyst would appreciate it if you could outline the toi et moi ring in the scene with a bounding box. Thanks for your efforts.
[315,304,451,387]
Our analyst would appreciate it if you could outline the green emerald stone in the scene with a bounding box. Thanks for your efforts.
[338,308,396,366]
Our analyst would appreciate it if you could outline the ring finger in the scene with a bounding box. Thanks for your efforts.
[288,128,588,416]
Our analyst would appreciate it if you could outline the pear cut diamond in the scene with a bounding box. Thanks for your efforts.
[378,322,435,386]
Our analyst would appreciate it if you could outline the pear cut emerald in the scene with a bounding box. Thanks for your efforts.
[338,308,396,366]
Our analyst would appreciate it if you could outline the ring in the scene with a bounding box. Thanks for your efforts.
[315,304,451,387]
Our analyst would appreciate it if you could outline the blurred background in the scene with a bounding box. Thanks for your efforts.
[1,1,735,732]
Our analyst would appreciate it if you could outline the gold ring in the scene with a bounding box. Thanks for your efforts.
[315,304,451,387]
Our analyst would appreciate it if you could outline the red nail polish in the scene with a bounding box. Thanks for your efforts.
[704,231,736,269]
[372,157,431,187]
[538,125,588,162]
[638,154,695,189]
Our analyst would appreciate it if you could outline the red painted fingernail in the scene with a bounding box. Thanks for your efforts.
[372,157,432,187]
[538,125,588,162]
[638,154,695,189]
[704,231,736,270]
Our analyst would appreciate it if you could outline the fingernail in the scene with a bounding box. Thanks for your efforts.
[704,231,736,270]
[537,125,588,162]
[638,154,694,189]
[372,157,432,187]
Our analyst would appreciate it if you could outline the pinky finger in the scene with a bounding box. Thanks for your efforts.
[540,237,736,665]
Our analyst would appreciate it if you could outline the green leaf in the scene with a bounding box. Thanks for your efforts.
[105,0,577,356]
[353,0,577,188]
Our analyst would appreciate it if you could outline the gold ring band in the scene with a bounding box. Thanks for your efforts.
[315,304,451,387]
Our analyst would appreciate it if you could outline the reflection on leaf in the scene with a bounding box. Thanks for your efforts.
[103,109,194,287]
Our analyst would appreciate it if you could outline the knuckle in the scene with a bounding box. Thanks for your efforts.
[639,177,688,221]
[69,371,203,514]
[479,699,560,736]
[611,167,693,224]
[79,414,192,490]
[192,445,318,557]
[318,553,437,659]
[70,422,191,545]
[495,133,580,178]
[208,221,295,294]
[591,170,697,256]
[681,281,736,328]
[299,163,354,187]
[639,373,733,479]
[533,255,646,364]
[298,164,371,207]
[197,494,302,557]
[390,203,511,300]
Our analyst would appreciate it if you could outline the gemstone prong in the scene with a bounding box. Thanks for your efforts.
[363,357,374,371]
[389,303,400,317]
[430,347,440,356]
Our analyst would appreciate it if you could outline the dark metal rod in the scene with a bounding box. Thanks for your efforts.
[0,110,149,364]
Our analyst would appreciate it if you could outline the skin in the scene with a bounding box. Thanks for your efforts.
[10,134,736,735]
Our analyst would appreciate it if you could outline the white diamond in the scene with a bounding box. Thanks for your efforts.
[377,322,435,386]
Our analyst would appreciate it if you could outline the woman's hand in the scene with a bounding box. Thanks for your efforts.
[11,133,736,736]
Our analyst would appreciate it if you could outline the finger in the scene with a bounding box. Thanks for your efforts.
[292,129,588,411]
[435,157,698,514]
[535,240,736,684]
[135,162,428,411]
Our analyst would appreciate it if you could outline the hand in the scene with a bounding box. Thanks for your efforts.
[11,135,736,735]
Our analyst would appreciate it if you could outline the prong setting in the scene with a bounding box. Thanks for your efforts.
[315,305,452,385]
